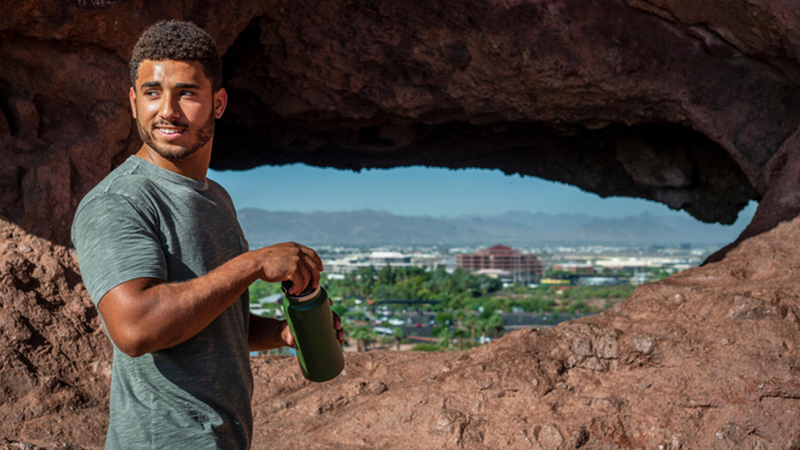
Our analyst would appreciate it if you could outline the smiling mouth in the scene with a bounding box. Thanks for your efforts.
[157,128,183,134]
[153,126,187,136]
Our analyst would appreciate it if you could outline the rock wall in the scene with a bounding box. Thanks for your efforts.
[2,0,800,244]
[0,219,111,448]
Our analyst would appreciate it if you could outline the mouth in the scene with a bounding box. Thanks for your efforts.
[153,126,187,139]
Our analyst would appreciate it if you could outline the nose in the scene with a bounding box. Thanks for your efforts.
[158,92,181,122]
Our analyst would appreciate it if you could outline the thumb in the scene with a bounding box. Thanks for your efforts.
[281,324,295,348]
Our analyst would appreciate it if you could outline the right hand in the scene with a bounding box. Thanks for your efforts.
[256,242,323,295]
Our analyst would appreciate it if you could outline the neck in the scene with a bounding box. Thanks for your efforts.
[135,144,212,182]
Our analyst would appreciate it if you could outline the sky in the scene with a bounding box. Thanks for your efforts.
[209,163,757,228]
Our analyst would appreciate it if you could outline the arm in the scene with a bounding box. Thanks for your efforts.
[98,242,322,357]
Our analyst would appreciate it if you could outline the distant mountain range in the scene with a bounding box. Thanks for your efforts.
[237,208,747,247]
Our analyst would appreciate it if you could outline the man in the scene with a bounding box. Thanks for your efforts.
[71,20,342,449]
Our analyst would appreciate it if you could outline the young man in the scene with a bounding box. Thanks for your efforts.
[71,20,342,449]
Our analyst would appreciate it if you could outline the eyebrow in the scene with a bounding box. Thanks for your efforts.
[139,82,201,90]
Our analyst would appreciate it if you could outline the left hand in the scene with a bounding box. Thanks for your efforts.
[331,297,344,345]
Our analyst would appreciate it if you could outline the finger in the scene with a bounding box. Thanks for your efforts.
[299,246,324,272]
[289,262,311,295]
[337,329,344,345]
[302,253,321,289]
[281,324,295,348]
[333,312,342,330]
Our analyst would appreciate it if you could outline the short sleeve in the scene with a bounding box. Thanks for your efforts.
[71,193,167,305]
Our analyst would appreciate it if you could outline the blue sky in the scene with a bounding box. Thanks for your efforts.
[209,163,757,227]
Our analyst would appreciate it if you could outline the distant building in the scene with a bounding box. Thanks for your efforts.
[369,251,410,265]
[579,276,624,286]
[552,263,595,275]
[326,251,446,273]
[456,244,545,283]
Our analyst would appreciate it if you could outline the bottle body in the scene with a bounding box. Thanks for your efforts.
[282,284,345,382]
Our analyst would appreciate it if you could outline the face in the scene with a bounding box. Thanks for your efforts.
[129,60,227,160]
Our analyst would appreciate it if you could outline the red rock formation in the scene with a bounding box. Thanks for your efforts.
[0,219,111,449]
[2,0,800,243]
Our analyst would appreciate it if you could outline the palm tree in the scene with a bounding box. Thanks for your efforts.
[453,328,469,351]
[476,318,488,344]
[465,313,477,343]
[391,326,405,351]
[487,313,505,339]
[455,310,465,329]
[354,267,375,301]
[437,326,452,350]
[350,327,370,352]
[378,331,393,350]
[365,329,380,352]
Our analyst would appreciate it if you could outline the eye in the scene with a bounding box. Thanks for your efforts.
[144,90,159,98]
[180,90,195,97]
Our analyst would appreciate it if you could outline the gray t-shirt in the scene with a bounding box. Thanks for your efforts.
[71,156,253,450]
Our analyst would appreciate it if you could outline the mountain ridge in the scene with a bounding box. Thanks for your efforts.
[237,208,746,247]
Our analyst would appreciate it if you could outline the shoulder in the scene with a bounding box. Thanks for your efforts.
[206,178,231,199]
[75,159,162,219]
[206,178,236,210]
[72,161,163,240]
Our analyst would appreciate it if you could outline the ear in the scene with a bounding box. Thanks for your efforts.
[213,88,228,119]
[129,87,138,119]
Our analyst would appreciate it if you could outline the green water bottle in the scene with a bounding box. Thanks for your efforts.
[281,281,345,382]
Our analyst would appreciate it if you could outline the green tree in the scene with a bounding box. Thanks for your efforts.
[487,313,505,339]
[347,310,367,322]
[465,313,477,343]
[476,318,488,344]
[377,264,395,285]
[331,303,348,318]
[568,300,588,314]
[410,343,439,352]
[353,267,376,299]
[350,327,370,352]
[437,326,453,350]
[454,310,465,329]
[453,328,469,351]
[392,326,405,351]
[435,312,454,326]
[248,280,281,301]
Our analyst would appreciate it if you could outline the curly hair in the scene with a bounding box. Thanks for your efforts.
[129,20,222,91]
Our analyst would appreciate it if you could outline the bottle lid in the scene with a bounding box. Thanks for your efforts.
[281,281,322,302]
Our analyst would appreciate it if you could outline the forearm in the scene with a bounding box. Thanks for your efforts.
[108,251,262,356]
[99,242,323,357]
[248,314,291,352]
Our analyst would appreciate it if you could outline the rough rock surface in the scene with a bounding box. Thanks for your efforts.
[0,219,111,449]
[2,0,800,245]
[3,210,800,449]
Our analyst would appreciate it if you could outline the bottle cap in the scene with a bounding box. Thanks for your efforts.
[281,281,322,302]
